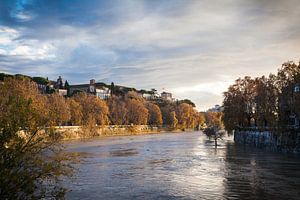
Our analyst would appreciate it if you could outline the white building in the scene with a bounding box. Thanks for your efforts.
[96,88,111,99]
[58,89,68,96]
[69,79,111,100]
[142,93,159,100]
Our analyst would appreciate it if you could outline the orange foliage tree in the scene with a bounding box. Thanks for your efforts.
[145,102,163,126]
[107,96,128,125]
[73,92,109,126]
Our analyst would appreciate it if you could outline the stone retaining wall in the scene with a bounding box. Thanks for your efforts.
[234,130,300,153]
[54,125,164,140]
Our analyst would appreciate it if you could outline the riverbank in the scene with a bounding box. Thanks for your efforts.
[55,125,194,140]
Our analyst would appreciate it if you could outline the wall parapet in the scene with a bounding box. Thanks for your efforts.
[234,130,300,153]
[54,125,171,140]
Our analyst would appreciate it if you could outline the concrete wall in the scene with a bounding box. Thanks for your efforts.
[234,130,300,153]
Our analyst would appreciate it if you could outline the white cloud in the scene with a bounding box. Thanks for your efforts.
[0,26,56,60]
[1,0,300,110]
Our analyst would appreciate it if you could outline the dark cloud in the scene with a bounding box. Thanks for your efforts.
[0,0,300,110]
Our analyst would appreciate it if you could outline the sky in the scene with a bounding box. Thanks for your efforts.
[0,0,300,110]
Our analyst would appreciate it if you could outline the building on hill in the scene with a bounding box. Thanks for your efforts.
[55,76,64,89]
[34,76,68,96]
[161,91,173,101]
[69,79,111,99]
[142,93,159,100]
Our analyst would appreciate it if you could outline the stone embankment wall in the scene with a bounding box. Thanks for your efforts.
[234,130,300,153]
[54,125,167,140]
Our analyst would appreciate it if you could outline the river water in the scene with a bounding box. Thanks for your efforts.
[64,132,300,200]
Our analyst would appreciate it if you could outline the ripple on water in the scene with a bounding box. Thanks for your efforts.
[109,148,139,157]
[148,158,174,165]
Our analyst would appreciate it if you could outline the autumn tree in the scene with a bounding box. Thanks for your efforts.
[47,93,71,126]
[73,93,109,126]
[124,91,149,125]
[126,99,149,125]
[177,99,196,107]
[223,77,256,132]
[107,96,128,125]
[0,77,70,199]
[170,111,178,128]
[175,103,196,129]
[67,98,83,125]
[204,112,224,146]
[223,61,300,132]
[159,103,176,126]
[254,75,279,128]
[125,91,144,101]
[145,102,163,126]
[194,112,206,129]
[205,112,223,128]
[277,61,300,127]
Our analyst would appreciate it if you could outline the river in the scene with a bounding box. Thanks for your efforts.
[64,132,300,200]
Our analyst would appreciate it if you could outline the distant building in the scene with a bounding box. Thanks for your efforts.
[55,76,64,89]
[69,79,111,100]
[58,89,68,96]
[207,105,223,112]
[161,91,173,101]
[142,93,159,100]
[95,88,111,99]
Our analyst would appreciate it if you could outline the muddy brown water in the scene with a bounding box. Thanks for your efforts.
[64,132,300,200]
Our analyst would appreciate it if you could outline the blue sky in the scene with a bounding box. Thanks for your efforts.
[0,0,300,110]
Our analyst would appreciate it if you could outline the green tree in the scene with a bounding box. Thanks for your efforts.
[110,82,115,96]
[64,80,70,95]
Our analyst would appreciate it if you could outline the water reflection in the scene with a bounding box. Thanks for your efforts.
[223,144,300,200]
[64,132,300,200]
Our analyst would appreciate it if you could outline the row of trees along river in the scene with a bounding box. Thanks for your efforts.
[0,75,224,199]
[1,76,214,130]
[223,61,300,133]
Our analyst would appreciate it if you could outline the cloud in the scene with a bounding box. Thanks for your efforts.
[0,0,300,110]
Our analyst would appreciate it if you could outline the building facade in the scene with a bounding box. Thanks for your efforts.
[69,79,111,100]
[161,91,173,101]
